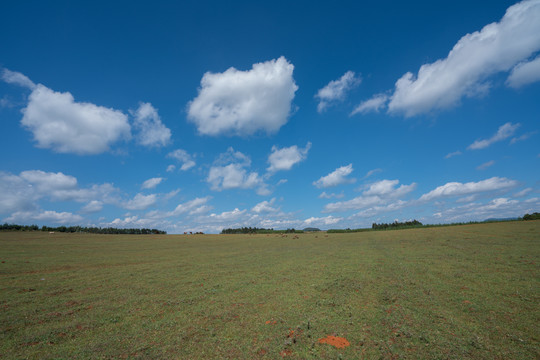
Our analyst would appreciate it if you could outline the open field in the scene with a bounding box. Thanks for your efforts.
[1,221,539,359]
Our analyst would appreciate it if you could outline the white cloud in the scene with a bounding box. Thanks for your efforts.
[477,160,495,170]
[313,164,355,188]
[187,56,298,136]
[445,151,462,159]
[0,170,120,215]
[513,187,533,197]
[141,177,164,190]
[252,198,278,213]
[3,210,83,225]
[166,165,176,172]
[132,102,171,148]
[387,0,540,116]
[22,84,131,155]
[267,142,311,173]
[468,122,520,150]
[319,191,344,199]
[316,71,360,112]
[364,179,416,197]
[510,131,536,144]
[81,200,103,213]
[1,68,36,89]
[167,149,196,171]
[207,208,247,222]
[207,148,269,195]
[419,177,518,201]
[363,168,383,179]
[351,94,388,115]
[169,197,212,216]
[324,179,415,212]
[302,215,343,227]
[122,193,157,210]
[507,55,540,88]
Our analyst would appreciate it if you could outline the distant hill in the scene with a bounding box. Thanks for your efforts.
[303,227,321,232]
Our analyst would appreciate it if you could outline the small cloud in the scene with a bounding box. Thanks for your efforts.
[363,168,382,179]
[167,149,196,170]
[510,131,537,144]
[316,71,360,112]
[468,122,520,150]
[123,193,157,210]
[477,160,495,171]
[513,188,532,198]
[267,142,311,173]
[313,164,355,188]
[445,151,462,159]
[132,102,171,148]
[141,177,164,190]
[319,192,344,199]
[166,165,176,172]
[1,68,36,89]
[81,200,103,213]
[351,94,388,116]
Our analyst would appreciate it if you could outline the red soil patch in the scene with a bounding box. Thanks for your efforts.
[463,300,471,304]
[280,349,293,357]
[265,320,277,325]
[318,335,350,349]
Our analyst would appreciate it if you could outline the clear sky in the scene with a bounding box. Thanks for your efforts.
[1,0,539,233]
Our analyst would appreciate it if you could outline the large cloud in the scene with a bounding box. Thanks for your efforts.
[315,71,360,112]
[3,210,83,225]
[267,142,311,173]
[22,84,131,154]
[386,0,540,116]
[419,177,518,201]
[187,56,298,136]
[132,102,171,148]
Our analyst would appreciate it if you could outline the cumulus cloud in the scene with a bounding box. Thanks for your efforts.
[302,215,343,227]
[187,56,298,136]
[0,170,120,215]
[1,68,36,89]
[316,71,360,112]
[3,210,83,225]
[252,198,278,213]
[386,0,540,116]
[141,177,164,190]
[167,149,196,171]
[122,193,157,211]
[468,122,520,150]
[324,179,416,213]
[419,177,518,201]
[207,148,269,195]
[313,164,355,188]
[507,55,540,88]
[267,142,311,173]
[351,94,388,115]
[21,84,131,155]
[132,102,171,148]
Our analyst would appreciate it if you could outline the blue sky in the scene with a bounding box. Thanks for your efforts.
[1,0,539,233]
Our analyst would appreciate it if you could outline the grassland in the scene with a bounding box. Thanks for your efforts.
[1,221,538,359]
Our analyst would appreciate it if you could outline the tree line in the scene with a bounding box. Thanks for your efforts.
[0,223,166,234]
[522,212,540,220]
[221,227,303,234]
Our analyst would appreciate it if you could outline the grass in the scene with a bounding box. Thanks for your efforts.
[0,221,538,359]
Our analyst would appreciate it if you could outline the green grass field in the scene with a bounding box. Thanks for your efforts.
[1,221,538,359]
